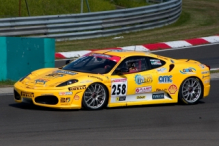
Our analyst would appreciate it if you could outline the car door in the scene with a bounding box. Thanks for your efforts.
[109,56,158,106]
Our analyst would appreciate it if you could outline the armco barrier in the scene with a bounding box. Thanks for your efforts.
[0,0,182,41]
[0,37,55,81]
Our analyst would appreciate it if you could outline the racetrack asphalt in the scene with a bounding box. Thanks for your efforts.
[0,80,219,146]
[0,43,219,146]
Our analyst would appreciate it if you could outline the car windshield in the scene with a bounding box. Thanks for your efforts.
[63,53,121,74]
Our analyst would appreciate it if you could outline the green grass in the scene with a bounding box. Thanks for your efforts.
[0,0,116,17]
[0,0,150,18]
[0,80,16,87]
[56,0,219,52]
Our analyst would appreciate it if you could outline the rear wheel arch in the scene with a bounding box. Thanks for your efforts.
[178,76,204,104]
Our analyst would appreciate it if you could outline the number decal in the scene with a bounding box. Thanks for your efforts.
[122,84,126,94]
[111,78,127,96]
[112,85,116,95]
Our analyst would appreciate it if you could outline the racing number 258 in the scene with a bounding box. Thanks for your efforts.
[112,84,126,95]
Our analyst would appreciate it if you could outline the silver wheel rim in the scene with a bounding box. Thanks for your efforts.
[182,78,202,103]
[83,83,106,109]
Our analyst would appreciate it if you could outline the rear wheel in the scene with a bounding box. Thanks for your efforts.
[178,77,202,104]
[82,83,108,110]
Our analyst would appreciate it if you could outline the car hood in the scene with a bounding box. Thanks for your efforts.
[21,68,106,88]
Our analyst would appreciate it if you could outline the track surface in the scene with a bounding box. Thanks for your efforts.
[1,44,219,146]
[55,43,219,68]
[0,80,219,146]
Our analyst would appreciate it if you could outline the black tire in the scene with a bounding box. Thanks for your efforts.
[178,77,203,104]
[82,83,108,110]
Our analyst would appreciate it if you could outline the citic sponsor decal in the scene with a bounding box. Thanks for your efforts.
[168,84,178,94]
[180,67,196,74]
[135,74,153,85]
[158,75,172,83]
[136,86,152,93]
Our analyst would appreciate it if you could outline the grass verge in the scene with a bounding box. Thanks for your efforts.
[56,0,219,52]
[0,80,16,87]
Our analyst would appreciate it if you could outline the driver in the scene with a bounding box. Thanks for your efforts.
[127,62,138,73]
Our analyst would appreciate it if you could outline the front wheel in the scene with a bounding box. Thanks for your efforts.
[82,83,108,110]
[178,77,203,104]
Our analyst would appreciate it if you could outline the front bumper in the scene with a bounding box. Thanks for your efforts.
[14,82,84,109]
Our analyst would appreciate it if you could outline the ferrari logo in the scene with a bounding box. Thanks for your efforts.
[168,84,177,94]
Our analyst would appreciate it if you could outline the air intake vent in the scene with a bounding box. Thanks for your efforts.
[169,64,175,72]
[35,96,58,105]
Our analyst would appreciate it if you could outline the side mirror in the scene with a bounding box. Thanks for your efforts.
[65,60,71,65]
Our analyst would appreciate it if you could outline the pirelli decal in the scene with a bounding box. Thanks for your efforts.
[69,85,86,91]
[21,92,34,98]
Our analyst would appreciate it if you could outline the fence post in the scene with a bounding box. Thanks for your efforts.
[81,0,83,13]
[25,0,31,16]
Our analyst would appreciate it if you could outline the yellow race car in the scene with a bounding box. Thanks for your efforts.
[14,50,211,110]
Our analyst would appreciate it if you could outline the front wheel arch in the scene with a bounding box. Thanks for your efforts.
[82,82,109,110]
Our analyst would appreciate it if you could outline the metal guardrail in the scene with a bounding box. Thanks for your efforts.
[0,0,182,41]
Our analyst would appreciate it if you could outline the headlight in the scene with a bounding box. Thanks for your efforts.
[57,79,78,87]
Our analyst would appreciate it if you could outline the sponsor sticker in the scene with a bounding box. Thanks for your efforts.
[74,95,80,100]
[88,75,103,81]
[111,78,127,96]
[35,78,49,85]
[158,75,172,83]
[59,92,73,96]
[21,92,34,98]
[202,75,210,79]
[168,84,178,94]
[116,96,126,101]
[135,86,152,93]
[136,96,146,99]
[135,74,153,85]
[152,93,164,99]
[56,70,77,75]
[202,71,209,74]
[204,80,210,84]
[61,97,70,103]
[150,59,161,65]
[69,85,86,91]
[156,88,167,92]
[180,67,196,74]
[80,80,93,83]
[199,64,206,69]
[156,67,167,73]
